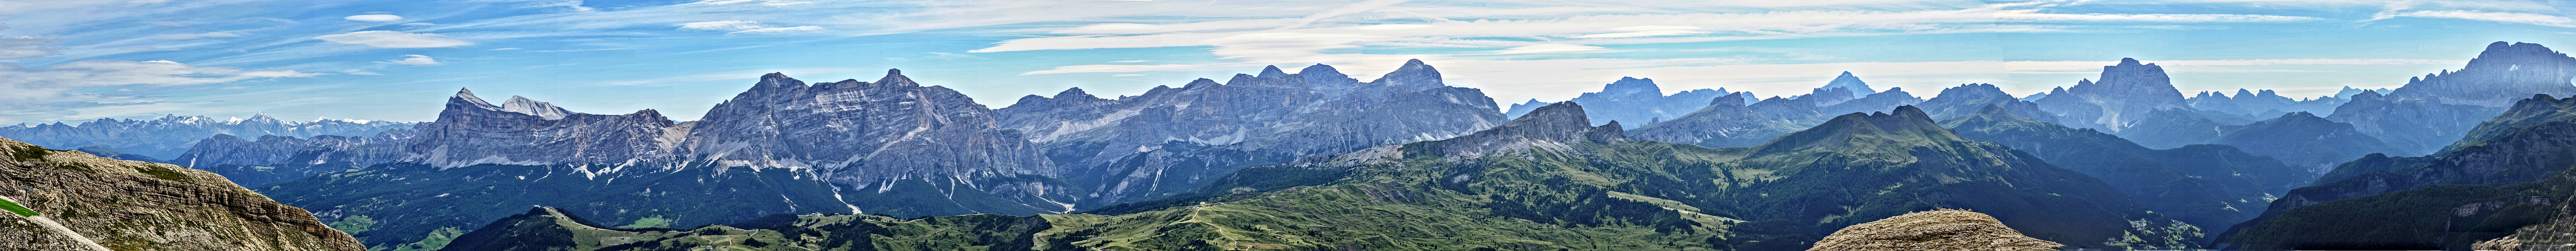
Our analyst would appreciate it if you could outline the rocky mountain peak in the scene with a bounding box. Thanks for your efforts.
[1602,77,1661,95]
[499,95,573,120]
[1431,101,1607,155]
[1712,91,1752,106]
[449,88,498,109]
[2097,58,2172,88]
[1257,65,1288,78]
[1299,64,1350,82]
[1056,87,1096,99]
[1823,71,1877,96]
[1370,59,1444,90]
[1587,120,1627,142]
[874,69,919,87]
[2387,41,2576,107]
[755,72,805,90]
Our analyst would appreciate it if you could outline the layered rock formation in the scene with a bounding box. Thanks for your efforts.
[2384,42,2576,107]
[2036,58,2193,132]
[0,113,412,160]
[0,136,363,250]
[995,60,1504,205]
[2326,42,2576,154]
[169,132,413,187]
[684,70,1068,215]
[1808,209,2062,251]
[2327,90,2503,155]
[402,89,681,169]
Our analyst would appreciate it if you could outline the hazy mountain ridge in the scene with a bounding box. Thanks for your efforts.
[1503,76,1750,124]
[1943,105,2303,237]
[0,113,414,160]
[994,60,1506,206]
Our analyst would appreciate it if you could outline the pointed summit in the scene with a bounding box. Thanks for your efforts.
[1823,71,1877,96]
[447,87,501,110]
[1372,59,1445,90]
[757,72,801,87]
[1257,65,1288,78]
[1056,87,1094,99]
[2118,58,2144,66]
[875,69,918,87]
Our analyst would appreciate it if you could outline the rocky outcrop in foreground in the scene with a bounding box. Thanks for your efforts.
[0,136,362,250]
[1809,209,2062,251]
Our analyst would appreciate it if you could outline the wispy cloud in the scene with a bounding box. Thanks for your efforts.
[674,20,831,34]
[0,37,60,59]
[152,32,241,40]
[2382,10,2574,27]
[0,60,320,121]
[1491,44,1607,54]
[345,14,404,22]
[378,54,441,65]
[315,31,475,48]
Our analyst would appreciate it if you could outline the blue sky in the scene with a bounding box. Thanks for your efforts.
[0,0,2569,124]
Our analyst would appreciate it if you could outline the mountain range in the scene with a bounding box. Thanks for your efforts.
[15,41,2576,250]
[0,114,413,160]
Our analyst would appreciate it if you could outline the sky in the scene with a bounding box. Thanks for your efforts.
[0,0,2570,124]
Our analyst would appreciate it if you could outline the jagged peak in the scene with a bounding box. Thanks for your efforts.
[2118,58,2144,66]
[447,87,501,110]
[1603,76,1660,95]
[499,95,574,119]
[1425,101,1607,155]
[755,72,804,90]
[1713,91,1752,106]
[873,69,917,87]
[1055,87,1093,99]
[1823,71,1876,96]
[245,112,280,122]
[1587,120,1627,142]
